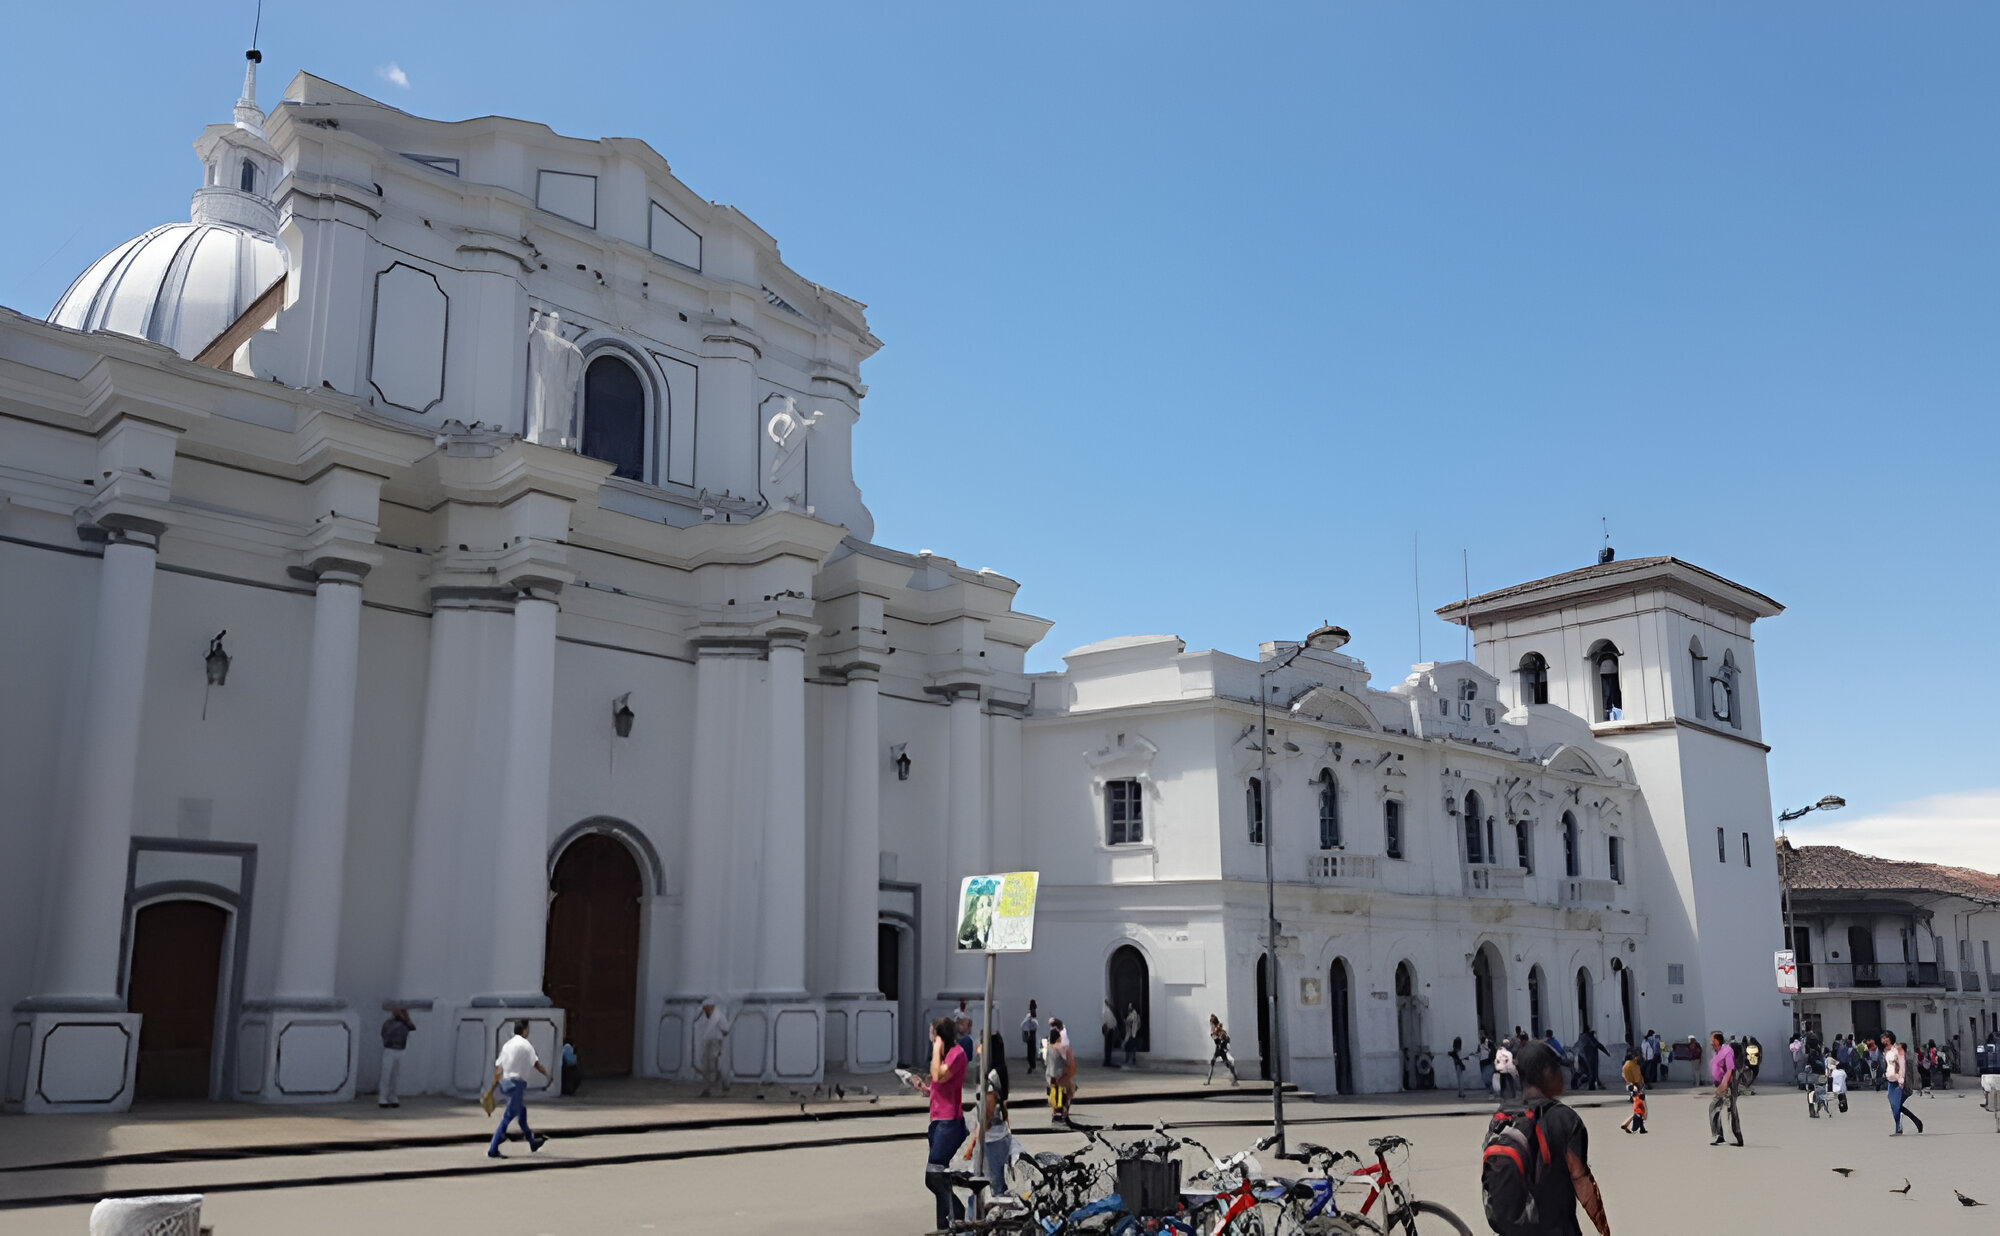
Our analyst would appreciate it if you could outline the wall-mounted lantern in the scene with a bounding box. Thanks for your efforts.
[612,693,636,739]
[202,630,230,720]
[891,743,911,782]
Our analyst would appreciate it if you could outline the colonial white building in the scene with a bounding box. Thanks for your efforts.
[2,56,1793,1114]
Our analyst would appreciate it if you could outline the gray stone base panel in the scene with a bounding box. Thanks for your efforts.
[824,996,898,1074]
[235,1007,359,1103]
[6,1010,142,1114]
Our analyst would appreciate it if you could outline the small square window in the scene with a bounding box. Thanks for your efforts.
[1105,779,1144,846]
[1668,964,1685,985]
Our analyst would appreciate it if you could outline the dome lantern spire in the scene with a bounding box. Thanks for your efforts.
[234,49,266,136]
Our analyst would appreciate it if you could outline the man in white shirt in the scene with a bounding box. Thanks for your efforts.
[487,1020,549,1158]
[693,998,731,1097]
[1021,1001,1040,1070]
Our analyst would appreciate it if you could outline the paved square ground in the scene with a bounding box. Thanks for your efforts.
[2,1082,1995,1233]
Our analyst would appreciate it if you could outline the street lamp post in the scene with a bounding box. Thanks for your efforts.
[1776,795,1845,1023]
[1258,623,1349,1156]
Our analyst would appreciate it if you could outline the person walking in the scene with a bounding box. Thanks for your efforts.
[1576,1028,1606,1091]
[1640,1030,1660,1086]
[1021,1000,1040,1070]
[1100,999,1120,1068]
[917,1017,970,1231]
[1687,1037,1705,1089]
[1122,1003,1142,1068]
[963,1032,1014,1194]
[1047,1017,1076,1123]
[487,1021,549,1158]
[1478,1035,1495,1095]
[1706,1031,1743,1148]
[1448,1036,1467,1099]
[1513,1041,1614,1236]
[1493,1039,1518,1101]
[377,1006,413,1108]
[1619,1049,1647,1135]
[1830,1057,1848,1115]
[693,997,731,1097]
[1206,1015,1238,1085]
[1882,1030,1924,1135]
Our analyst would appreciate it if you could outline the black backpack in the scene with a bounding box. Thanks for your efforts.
[1480,1101,1551,1235]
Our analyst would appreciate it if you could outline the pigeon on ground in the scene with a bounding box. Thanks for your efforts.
[1831,1168,1855,1177]
[834,1084,846,1100]
[1956,1191,1985,1207]
[1891,1179,1910,1195]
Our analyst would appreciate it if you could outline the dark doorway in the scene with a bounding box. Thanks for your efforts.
[879,920,918,1067]
[1331,958,1356,1095]
[1472,945,1505,1043]
[1394,961,1423,1090]
[542,834,642,1078]
[1107,946,1150,1053]
[129,900,228,1100]
[1256,955,1271,1081]
[1575,967,1593,1035]
[1852,999,1884,1043]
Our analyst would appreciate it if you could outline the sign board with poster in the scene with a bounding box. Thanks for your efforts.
[955,871,1039,953]
[1774,949,1798,994]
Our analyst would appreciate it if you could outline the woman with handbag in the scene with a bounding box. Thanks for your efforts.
[915,1017,969,1230]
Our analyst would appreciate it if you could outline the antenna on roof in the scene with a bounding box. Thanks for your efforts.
[1598,516,1615,565]
[1462,548,1470,662]
[1412,531,1422,664]
[251,0,263,52]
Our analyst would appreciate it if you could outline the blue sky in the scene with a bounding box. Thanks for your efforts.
[5,3,1996,864]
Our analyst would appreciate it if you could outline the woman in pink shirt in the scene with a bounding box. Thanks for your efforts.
[917,1016,970,1229]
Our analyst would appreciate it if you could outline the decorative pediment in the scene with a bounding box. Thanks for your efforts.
[1085,731,1161,794]
[1541,743,1606,779]
[1287,685,1382,733]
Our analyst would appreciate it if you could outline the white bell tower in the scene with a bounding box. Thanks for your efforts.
[1438,553,1791,1047]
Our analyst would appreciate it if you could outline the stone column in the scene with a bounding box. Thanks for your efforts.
[485,586,561,1003]
[758,633,809,996]
[824,662,897,1072]
[662,641,742,1078]
[249,559,369,1103]
[14,521,162,1113]
[941,687,988,1001]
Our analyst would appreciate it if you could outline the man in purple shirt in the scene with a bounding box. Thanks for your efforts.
[1707,1032,1743,1147]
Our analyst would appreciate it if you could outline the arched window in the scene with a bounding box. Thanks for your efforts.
[1688,636,1708,720]
[1246,777,1265,846]
[1562,811,1580,878]
[239,158,257,193]
[1383,799,1404,860]
[1717,650,1741,730]
[1515,818,1534,872]
[582,354,646,481]
[1527,965,1546,1036]
[1518,652,1549,706]
[1576,966,1594,1031]
[1588,640,1623,721]
[1317,769,1340,849]
[1463,790,1485,864]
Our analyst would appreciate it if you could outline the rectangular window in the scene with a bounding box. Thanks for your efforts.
[1105,779,1143,846]
[1608,835,1624,884]
[1667,964,1685,985]
[1384,800,1404,860]
[1516,821,1533,873]
[1464,809,1484,865]
[1717,827,1726,864]
[1741,831,1752,867]
[1247,778,1264,846]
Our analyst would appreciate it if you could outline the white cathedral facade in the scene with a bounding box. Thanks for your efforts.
[1,57,1791,1113]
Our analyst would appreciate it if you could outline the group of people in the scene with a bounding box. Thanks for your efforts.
[1791,1030,1958,1094]
[1466,1026,1613,1100]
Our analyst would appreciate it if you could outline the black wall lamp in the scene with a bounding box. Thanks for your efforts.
[612,692,636,739]
[202,630,230,720]
[891,743,911,781]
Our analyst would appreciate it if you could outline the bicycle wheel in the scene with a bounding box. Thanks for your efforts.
[1296,1212,1384,1236]
[1383,1200,1471,1236]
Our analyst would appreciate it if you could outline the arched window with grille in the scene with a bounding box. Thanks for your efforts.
[582,354,646,481]
[1246,777,1265,846]
[1518,652,1549,706]
[239,158,257,193]
[1562,811,1580,878]
[1463,790,1486,864]
[1317,769,1340,849]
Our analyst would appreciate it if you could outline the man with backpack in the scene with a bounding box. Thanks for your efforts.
[1481,1040,1611,1236]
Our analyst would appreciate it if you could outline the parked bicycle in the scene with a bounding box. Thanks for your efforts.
[1275,1135,1469,1236]
[1178,1131,1285,1236]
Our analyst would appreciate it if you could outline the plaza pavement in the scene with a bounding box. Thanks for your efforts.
[1,1070,1994,1233]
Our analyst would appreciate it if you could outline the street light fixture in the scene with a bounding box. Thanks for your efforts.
[1258,622,1348,1156]
[1776,794,1845,1019]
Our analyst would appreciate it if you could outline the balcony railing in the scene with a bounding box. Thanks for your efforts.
[1962,970,1982,993]
[1305,854,1380,885]
[1463,865,1528,897]
[1799,962,1942,990]
[1559,877,1618,908]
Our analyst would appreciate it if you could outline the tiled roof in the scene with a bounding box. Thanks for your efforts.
[1435,556,1782,620]
[1776,841,2000,902]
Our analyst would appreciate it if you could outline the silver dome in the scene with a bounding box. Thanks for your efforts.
[49,221,286,360]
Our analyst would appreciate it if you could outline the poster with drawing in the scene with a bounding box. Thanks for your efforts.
[1774,949,1798,994]
[955,871,1039,952]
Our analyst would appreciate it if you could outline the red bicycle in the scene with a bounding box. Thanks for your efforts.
[1283,1134,1469,1236]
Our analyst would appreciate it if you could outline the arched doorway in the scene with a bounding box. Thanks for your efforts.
[1255,955,1271,1081]
[1472,943,1506,1043]
[1575,966,1593,1037]
[129,900,228,1100]
[1107,946,1150,1054]
[1330,958,1356,1095]
[1528,965,1546,1037]
[542,834,642,1078]
[1394,961,1424,1090]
